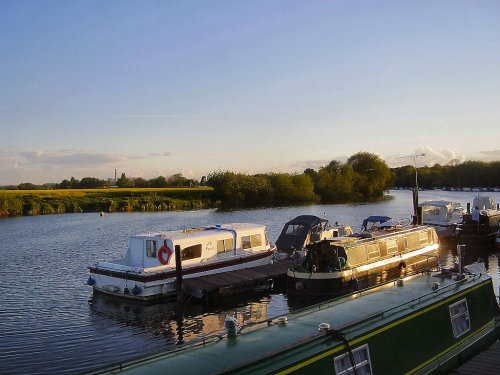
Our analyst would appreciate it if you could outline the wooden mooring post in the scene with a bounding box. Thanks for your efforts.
[175,245,183,302]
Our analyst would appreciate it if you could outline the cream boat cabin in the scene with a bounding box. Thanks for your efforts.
[287,225,440,299]
[88,223,275,300]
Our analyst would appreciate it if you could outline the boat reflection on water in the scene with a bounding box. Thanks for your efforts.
[88,291,281,346]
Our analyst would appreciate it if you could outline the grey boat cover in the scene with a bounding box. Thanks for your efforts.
[276,215,329,252]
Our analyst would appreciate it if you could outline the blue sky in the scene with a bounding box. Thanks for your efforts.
[1,1,499,184]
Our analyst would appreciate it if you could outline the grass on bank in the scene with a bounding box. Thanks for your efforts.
[0,187,215,217]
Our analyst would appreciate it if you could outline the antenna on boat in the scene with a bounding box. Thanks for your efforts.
[396,153,425,225]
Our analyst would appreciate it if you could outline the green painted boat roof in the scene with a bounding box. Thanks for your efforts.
[91,268,492,375]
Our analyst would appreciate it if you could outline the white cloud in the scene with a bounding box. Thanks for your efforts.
[387,147,465,167]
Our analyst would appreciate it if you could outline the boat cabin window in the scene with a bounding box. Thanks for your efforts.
[449,299,470,338]
[146,240,157,258]
[398,237,406,252]
[366,243,380,259]
[334,344,372,375]
[286,224,305,235]
[418,231,428,246]
[346,245,368,266]
[217,238,234,254]
[241,234,262,250]
[181,244,202,260]
[406,233,419,251]
[386,239,398,254]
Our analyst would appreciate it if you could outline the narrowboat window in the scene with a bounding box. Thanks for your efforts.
[428,229,435,243]
[366,243,380,259]
[242,236,252,250]
[418,231,428,245]
[407,233,419,250]
[146,240,157,258]
[449,299,470,338]
[334,344,372,375]
[398,237,406,252]
[217,238,234,253]
[181,244,202,260]
[251,234,262,248]
[386,239,398,254]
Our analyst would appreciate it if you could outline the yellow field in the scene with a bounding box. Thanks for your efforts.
[0,187,213,197]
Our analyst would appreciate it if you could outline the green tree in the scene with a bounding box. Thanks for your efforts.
[149,176,168,188]
[133,177,149,188]
[347,152,391,198]
[117,173,134,188]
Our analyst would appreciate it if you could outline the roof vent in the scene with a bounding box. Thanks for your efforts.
[318,323,331,331]
[276,316,288,325]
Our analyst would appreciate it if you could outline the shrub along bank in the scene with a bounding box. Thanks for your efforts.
[0,188,214,217]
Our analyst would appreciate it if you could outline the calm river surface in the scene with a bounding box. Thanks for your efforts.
[1,190,499,374]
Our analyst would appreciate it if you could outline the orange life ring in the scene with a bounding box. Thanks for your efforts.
[158,245,172,265]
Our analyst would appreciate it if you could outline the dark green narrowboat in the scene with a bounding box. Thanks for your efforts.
[88,262,500,375]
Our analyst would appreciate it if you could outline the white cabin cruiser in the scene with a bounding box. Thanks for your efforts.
[418,200,465,239]
[87,223,276,300]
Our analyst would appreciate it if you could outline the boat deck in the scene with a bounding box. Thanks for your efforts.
[451,340,500,375]
[182,260,292,299]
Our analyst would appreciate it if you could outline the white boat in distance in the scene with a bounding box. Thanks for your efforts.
[87,223,276,300]
[418,200,465,240]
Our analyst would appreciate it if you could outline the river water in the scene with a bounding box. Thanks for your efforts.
[1,190,499,374]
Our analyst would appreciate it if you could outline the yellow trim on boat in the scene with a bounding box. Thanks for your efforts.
[276,279,491,375]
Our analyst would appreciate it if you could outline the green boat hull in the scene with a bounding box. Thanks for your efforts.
[88,270,500,375]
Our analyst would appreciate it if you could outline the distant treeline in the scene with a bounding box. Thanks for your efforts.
[2,173,199,190]
[0,152,393,216]
[3,154,498,217]
[206,152,392,208]
[392,161,500,189]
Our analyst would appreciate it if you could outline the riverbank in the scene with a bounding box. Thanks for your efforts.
[0,188,215,217]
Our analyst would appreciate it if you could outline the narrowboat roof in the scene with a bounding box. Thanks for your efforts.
[91,267,491,375]
[132,223,266,240]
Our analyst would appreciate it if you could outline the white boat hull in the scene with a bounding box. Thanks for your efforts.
[90,251,274,300]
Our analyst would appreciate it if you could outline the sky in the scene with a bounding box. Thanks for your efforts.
[1,1,500,184]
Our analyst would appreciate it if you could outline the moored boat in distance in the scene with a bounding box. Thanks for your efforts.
[87,261,500,375]
[287,224,439,299]
[419,200,465,242]
[275,215,352,259]
[454,195,500,250]
[87,223,276,300]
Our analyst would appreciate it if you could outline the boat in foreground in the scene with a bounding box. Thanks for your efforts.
[87,223,275,300]
[287,224,439,299]
[87,262,500,375]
